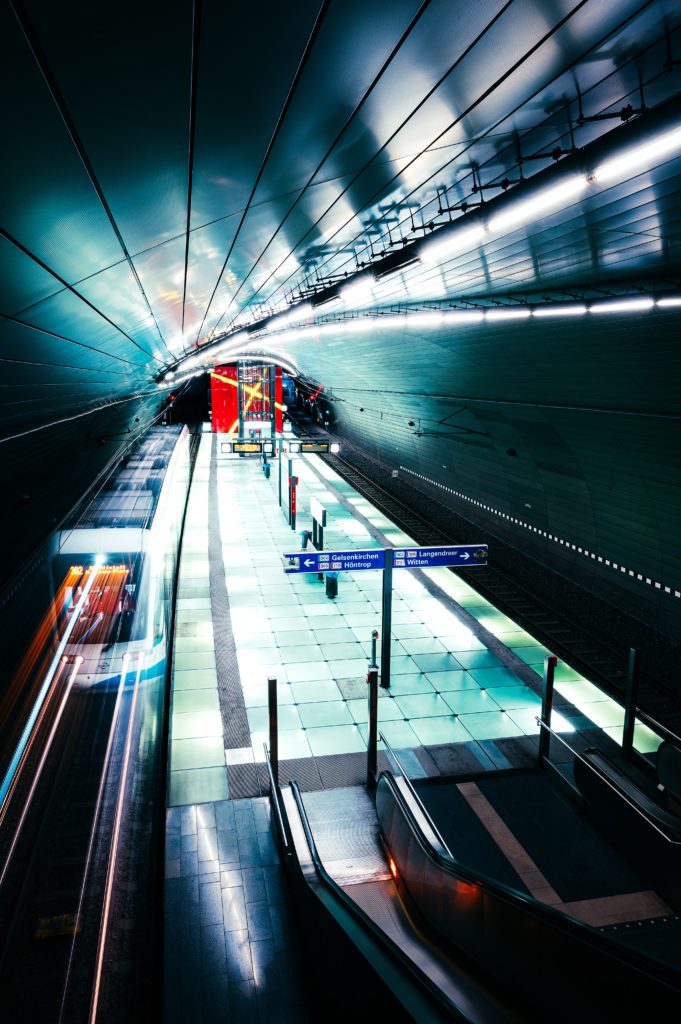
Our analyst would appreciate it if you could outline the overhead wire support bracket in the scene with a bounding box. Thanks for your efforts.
[575,80,647,127]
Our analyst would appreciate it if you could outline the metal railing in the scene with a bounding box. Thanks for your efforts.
[263,742,289,857]
[287,778,470,1022]
[536,718,681,844]
[378,730,452,856]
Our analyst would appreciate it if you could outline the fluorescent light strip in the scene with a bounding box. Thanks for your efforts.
[399,466,679,599]
[420,225,487,264]
[488,176,588,234]
[532,305,587,318]
[176,288,681,377]
[590,298,654,314]
[485,308,532,321]
[340,279,375,307]
[442,311,485,324]
[593,124,681,183]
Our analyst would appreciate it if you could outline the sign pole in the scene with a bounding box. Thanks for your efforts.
[367,654,379,789]
[538,654,557,765]
[290,476,297,532]
[380,549,393,690]
[268,676,278,785]
[622,647,641,759]
[287,457,293,528]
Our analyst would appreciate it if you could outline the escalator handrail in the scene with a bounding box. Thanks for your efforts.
[379,730,452,856]
[377,770,681,990]
[263,744,290,857]
[538,719,681,844]
[288,780,472,1023]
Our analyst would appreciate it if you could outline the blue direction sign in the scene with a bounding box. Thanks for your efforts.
[284,548,386,574]
[393,544,487,568]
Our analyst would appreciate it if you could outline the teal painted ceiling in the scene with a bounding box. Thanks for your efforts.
[3,0,681,412]
[2,0,681,629]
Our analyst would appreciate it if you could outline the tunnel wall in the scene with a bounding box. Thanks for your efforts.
[280,308,681,637]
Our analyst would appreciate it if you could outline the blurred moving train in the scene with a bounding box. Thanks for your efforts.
[50,425,191,688]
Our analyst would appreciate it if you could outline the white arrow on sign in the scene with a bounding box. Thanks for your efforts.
[304,558,315,567]
[461,553,470,560]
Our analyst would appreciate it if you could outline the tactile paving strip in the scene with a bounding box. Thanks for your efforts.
[209,435,251,749]
[226,762,265,799]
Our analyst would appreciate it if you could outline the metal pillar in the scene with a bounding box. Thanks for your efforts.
[380,549,394,689]
[367,656,379,789]
[268,676,278,784]
[538,654,557,764]
[289,475,297,531]
[622,647,641,759]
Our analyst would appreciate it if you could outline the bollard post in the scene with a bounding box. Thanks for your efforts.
[290,476,297,531]
[538,654,557,765]
[268,676,278,785]
[622,647,641,759]
[371,629,379,667]
[367,660,379,789]
[380,549,394,689]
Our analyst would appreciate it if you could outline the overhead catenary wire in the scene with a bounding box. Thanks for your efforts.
[9,0,173,364]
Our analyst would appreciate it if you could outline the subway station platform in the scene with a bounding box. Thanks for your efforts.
[163,433,665,1023]
[167,433,659,806]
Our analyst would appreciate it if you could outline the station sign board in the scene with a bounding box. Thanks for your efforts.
[283,544,487,574]
[284,548,385,574]
[288,439,340,454]
[221,440,274,455]
[393,545,488,568]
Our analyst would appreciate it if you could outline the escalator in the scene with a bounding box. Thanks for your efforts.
[266,753,681,1023]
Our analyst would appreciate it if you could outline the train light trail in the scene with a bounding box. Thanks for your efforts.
[0,565,99,812]
[89,652,144,1024]
[0,656,83,888]
[60,655,130,1019]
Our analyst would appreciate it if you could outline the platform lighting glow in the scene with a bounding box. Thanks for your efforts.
[442,310,485,325]
[532,304,587,317]
[488,176,588,234]
[330,443,340,453]
[656,296,681,308]
[590,297,654,314]
[341,319,376,333]
[277,303,312,327]
[484,308,532,321]
[340,278,374,306]
[419,224,487,264]
[410,311,444,327]
[592,125,681,183]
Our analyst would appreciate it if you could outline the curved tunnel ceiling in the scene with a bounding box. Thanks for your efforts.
[2,0,681,632]
[3,0,681,411]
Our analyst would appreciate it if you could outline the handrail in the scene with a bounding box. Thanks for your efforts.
[634,709,681,748]
[378,730,452,856]
[263,743,289,856]
[536,718,681,845]
[288,781,471,1023]
[377,770,681,989]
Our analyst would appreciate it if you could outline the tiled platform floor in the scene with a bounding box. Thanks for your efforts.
[165,795,306,1024]
[164,430,664,1024]
[167,433,661,806]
